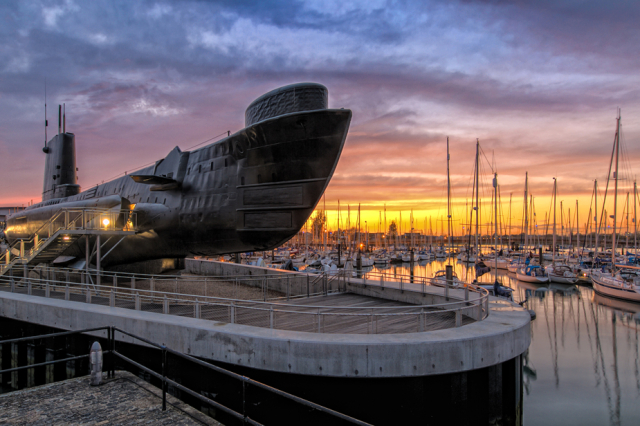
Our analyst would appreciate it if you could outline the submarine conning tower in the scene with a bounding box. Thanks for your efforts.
[245,82,328,126]
[42,132,80,202]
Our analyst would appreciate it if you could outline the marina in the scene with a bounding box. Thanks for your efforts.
[2,1,640,424]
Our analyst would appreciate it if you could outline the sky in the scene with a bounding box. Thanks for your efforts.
[1,0,639,238]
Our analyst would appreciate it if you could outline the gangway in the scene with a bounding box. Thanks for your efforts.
[0,208,136,276]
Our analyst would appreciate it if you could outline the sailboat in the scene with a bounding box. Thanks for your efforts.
[547,178,579,284]
[433,137,462,288]
[591,111,640,302]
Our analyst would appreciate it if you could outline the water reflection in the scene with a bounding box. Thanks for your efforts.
[372,260,640,426]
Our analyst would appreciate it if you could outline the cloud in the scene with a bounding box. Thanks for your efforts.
[0,0,638,230]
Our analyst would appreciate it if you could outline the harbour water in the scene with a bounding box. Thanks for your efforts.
[363,260,640,425]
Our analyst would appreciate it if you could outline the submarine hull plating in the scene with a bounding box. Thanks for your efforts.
[6,107,351,266]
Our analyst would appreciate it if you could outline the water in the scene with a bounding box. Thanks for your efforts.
[366,260,640,426]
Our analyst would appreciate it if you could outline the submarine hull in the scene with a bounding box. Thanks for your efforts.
[6,107,351,266]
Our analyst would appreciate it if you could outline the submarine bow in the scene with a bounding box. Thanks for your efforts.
[5,82,351,266]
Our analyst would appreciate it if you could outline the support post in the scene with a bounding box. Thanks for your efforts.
[163,295,169,314]
[110,289,115,307]
[135,292,140,310]
[161,347,167,411]
[96,234,101,287]
[455,310,462,327]
[65,284,70,301]
[269,306,274,329]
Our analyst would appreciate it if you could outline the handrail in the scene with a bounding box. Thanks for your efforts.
[0,207,137,267]
[0,267,489,333]
[0,273,486,312]
[0,326,371,425]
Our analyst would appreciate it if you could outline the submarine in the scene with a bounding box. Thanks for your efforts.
[4,83,351,266]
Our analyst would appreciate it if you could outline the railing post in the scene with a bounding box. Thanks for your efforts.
[10,276,15,292]
[161,346,167,411]
[269,306,274,329]
[317,309,321,333]
[112,274,117,289]
[86,285,92,303]
[110,289,115,307]
[455,310,462,327]
[130,276,135,290]
[230,302,235,324]
[65,284,70,301]
[27,277,32,295]
[419,309,424,332]
[150,277,154,293]
[286,276,290,301]
[323,273,327,296]
[306,274,309,298]
[465,284,469,301]
[163,295,169,314]
[65,269,70,284]
[135,292,141,310]
[194,298,200,319]
[400,277,403,293]
[45,281,50,298]
[242,379,248,424]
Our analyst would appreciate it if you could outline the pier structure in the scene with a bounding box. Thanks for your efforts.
[0,260,531,425]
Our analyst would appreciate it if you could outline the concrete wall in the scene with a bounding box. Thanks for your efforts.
[0,291,530,379]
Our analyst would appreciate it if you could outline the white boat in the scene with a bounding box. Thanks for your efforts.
[592,270,640,302]
[516,265,549,283]
[590,112,640,303]
[547,264,578,284]
[431,270,462,288]
[374,255,390,264]
[495,257,509,270]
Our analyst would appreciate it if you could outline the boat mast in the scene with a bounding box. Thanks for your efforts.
[594,180,599,259]
[576,200,579,257]
[475,139,480,256]
[524,172,529,252]
[508,193,512,250]
[635,181,638,260]
[612,111,620,268]
[494,172,499,283]
[626,192,630,253]
[447,137,452,263]
[553,178,557,267]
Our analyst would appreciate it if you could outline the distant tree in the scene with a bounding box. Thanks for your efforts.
[312,210,327,239]
[388,221,398,237]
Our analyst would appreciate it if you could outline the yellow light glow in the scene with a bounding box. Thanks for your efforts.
[63,236,70,241]
[102,218,110,226]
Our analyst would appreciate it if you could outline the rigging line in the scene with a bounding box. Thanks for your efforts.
[478,144,497,174]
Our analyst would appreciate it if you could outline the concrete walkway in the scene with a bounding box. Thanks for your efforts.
[0,371,220,426]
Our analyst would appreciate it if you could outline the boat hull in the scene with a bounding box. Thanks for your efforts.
[592,276,640,303]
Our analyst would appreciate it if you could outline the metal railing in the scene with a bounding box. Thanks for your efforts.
[0,326,371,426]
[0,266,490,334]
[0,208,137,271]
